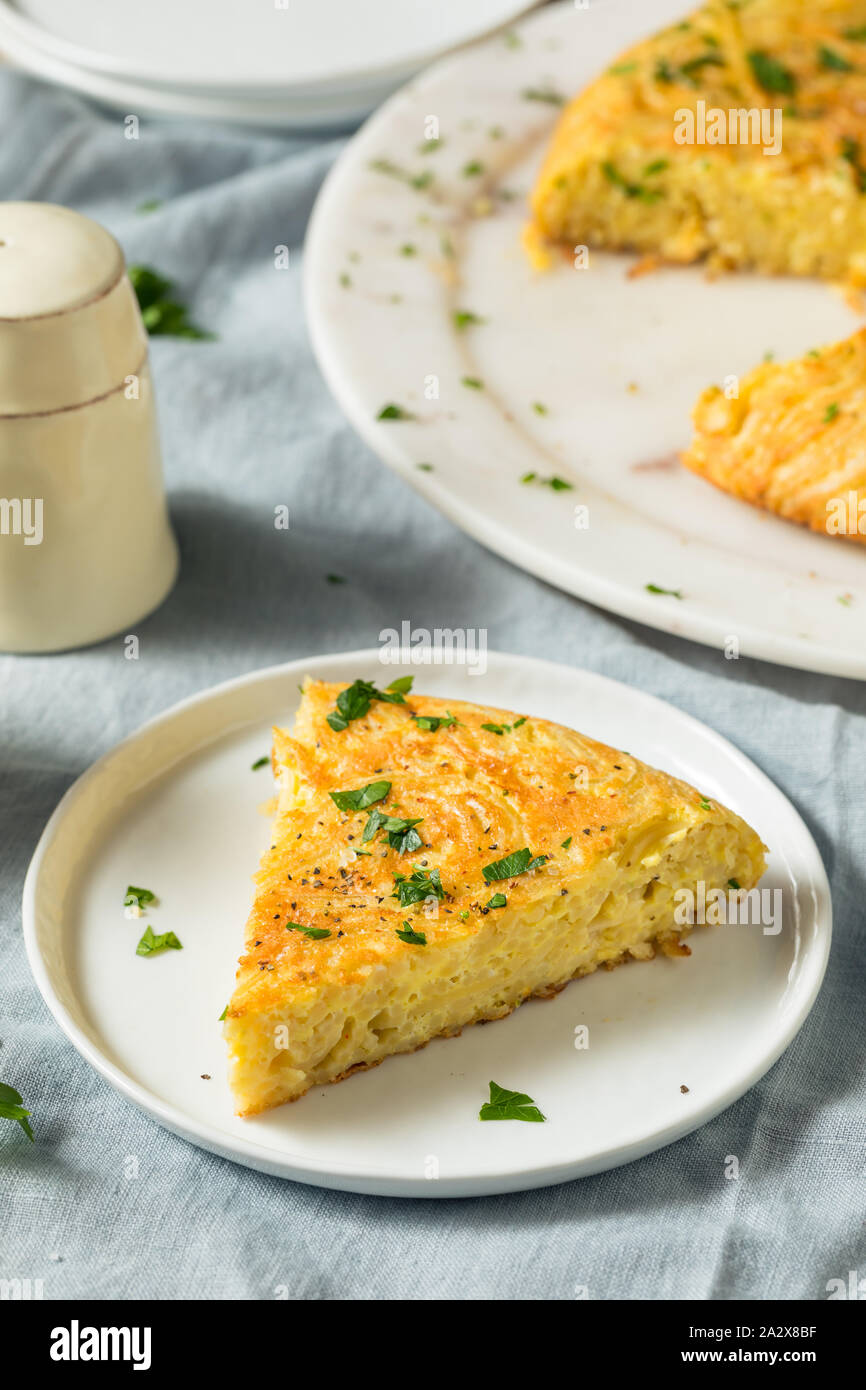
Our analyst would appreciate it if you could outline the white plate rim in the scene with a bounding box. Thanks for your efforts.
[22,647,832,1197]
[0,18,388,127]
[0,0,541,95]
[303,1,866,680]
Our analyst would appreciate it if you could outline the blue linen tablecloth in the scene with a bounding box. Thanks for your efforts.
[0,71,863,1302]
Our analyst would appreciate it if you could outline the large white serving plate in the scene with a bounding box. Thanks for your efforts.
[305,0,866,677]
[23,649,830,1197]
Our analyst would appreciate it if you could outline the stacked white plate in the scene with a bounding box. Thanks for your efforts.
[0,0,541,127]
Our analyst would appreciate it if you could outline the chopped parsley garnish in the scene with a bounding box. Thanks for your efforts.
[326,677,413,731]
[418,138,443,154]
[462,160,484,178]
[251,756,270,771]
[520,472,573,490]
[362,810,424,854]
[521,86,565,106]
[823,402,840,423]
[218,1005,228,1021]
[561,836,573,850]
[392,866,445,906]
[727,879,741,890]
[840,137,866,191]
[128,265,214,340]
[482,847,547,883]
[646,583,683,598]
[644,158,670,175]
[699,798,712,811]
[609,61,638,75]
[654,58,675,83]
[461,376,484,390]
[481,717,526,735]
[844,26,866,41]
[377,403,415,421]
[326,573,346,584]
[124,886,155,909]
[454,310,485,330]
[286,922,332,940]
[136,926,183,956]
[818,45,854,72]
[400,243,417,256]
[486,893,507,909]
[532,401,548,415]
[329,780,391,811]
[136,198,162,214]
[602,161,663,203]
[396,921,427,945]
[368,158,434,191]
[679,51,725,84]
[747,50,796,95]
[416,462,434,472]
[412,711,459,732]
[479,1080,545,1123]
[0,1082,33,1141]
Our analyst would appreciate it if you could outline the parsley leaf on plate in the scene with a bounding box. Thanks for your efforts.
[479,1081,545,1123]
[454,310,485,330]
[124,885,156,909]
[136,926,183,957]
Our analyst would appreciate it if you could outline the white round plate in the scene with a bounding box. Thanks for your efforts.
[23,649,830,1197]
[0,0,539,94]
[0,18,398,128]
[305,0,866,678]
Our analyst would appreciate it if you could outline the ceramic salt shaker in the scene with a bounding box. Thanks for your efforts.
[0,202,178,652]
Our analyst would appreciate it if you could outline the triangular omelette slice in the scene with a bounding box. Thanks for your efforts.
[224,678,766,1115]
[531,0,866,282]
[683,328,866,541]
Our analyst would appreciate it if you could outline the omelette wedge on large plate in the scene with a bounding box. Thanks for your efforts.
[531,0,866,282]
[683,328,866,542]
[224,678,766,1115]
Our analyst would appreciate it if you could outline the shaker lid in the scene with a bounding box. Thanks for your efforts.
[0,202,124,320]
[0,202,146,416]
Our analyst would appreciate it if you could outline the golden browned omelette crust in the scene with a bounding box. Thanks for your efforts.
[683,328,866,541]
[225,679,767,1115]
[531,0,866,281]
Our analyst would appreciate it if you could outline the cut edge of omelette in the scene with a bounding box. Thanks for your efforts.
[529,0,866,285]
[224,679,767,1116]
[682,327,866,543]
